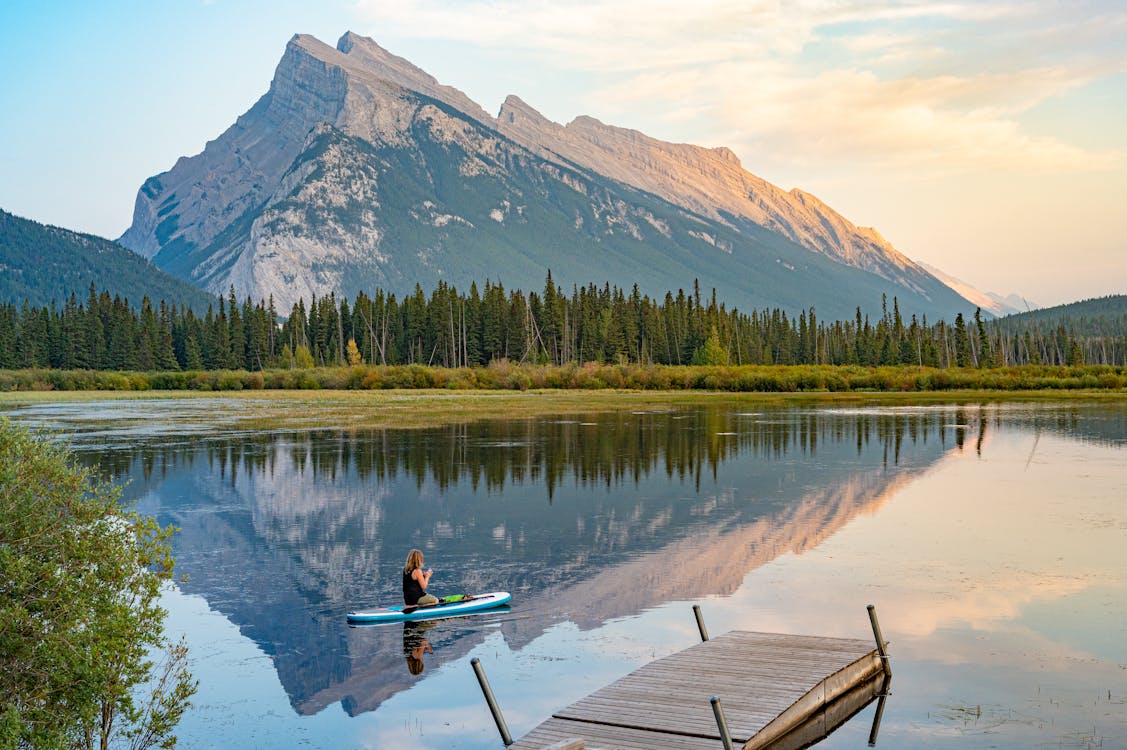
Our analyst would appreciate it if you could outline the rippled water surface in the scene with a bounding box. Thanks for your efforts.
[5,398,1125,749]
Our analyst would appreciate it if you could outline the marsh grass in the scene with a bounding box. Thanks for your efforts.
[1,362,1125,396]
[1,387,1125,432]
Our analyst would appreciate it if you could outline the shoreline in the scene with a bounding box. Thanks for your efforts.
[3,387,1124,432]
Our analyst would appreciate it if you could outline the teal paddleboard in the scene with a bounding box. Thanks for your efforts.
[347,591,511,623]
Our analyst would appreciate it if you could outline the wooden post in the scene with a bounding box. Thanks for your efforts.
[867,604,891,677]
[710,696,735,750]
[868,674,892,746]
[692,604,709,642]
[471,657,513,746]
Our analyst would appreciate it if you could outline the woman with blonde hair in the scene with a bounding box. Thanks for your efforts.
[403,548,438,606]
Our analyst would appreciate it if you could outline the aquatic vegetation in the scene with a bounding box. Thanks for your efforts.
[0,362,1125,394]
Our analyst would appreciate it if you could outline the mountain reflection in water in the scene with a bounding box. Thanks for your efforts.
[51,405,984,717]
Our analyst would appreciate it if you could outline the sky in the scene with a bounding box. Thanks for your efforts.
[1,0,1124,307]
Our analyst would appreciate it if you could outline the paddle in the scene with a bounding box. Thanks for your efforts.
[402,593,474,615]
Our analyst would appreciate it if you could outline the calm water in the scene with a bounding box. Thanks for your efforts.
[5,399,1126,749]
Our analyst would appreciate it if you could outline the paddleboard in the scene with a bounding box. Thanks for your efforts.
[347,591,511,623]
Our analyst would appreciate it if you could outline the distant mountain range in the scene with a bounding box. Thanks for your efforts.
[116,31,983,322]
[918,263,1033,317]
[0,208,214,311]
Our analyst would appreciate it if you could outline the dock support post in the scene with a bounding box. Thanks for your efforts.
[692,604,710,642]
[867,604,892,678]
[471,657,513,746]
[868,674,892,746]
[710,696,735,750]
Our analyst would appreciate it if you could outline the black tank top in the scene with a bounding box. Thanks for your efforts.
[403,569,425,605]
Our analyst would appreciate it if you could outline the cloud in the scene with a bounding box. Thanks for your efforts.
[710,66,1121,173]
[354,0,1125,175]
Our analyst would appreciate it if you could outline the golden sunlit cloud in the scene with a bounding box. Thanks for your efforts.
[355,0,1125,175]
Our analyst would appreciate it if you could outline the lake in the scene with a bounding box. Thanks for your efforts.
[4,397,1125,749]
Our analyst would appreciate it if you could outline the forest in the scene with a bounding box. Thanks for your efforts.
[1,277,1125,381]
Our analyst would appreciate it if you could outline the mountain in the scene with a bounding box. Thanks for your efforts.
[919,262,1032,317]
[118,31,976,322]
[988,291,1035,315]
[497,94,929,288]
[0,208,215,311]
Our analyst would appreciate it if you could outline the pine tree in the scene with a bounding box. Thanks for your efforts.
[954,313,972,367]
[974,308,994,368]
[692,325,729,365]
[228,288,245,370]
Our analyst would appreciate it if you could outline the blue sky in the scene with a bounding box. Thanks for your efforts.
[1,0,1124,306]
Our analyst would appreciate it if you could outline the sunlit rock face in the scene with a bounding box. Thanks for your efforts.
[497,96,929,288]
[119,31,975,320]
[118,36,351,262]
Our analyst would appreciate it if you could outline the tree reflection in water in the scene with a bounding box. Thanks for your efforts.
[47,402,1124,719]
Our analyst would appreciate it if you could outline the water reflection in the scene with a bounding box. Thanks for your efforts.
[402,623,434,676]
[49,405,957,717]
[3,399,1124,749]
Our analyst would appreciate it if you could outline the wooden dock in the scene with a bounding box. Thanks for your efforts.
[507,627,889,750]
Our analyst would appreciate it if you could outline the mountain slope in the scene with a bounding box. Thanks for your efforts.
[118,31,976,321]
[0,208,215,311]
[919,262,1032,317]
[497,95,933,288]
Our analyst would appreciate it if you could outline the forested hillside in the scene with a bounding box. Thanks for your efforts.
[0,209,215,311]
[993,295,1127,337]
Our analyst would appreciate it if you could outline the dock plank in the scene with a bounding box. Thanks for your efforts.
[516,717,722,750]
[509,629,885,750]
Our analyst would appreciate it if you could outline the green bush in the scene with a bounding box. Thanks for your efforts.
[0,420,196,748]
[215,371,244,391]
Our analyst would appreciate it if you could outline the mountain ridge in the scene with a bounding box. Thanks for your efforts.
[919,262,1032,317]
[496,94,929,288]
[117,30,978,321]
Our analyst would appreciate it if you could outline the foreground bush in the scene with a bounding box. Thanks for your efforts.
[0,420,196,749]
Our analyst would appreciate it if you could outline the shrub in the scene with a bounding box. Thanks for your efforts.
[0,420,196,748]
[215,371,244,391]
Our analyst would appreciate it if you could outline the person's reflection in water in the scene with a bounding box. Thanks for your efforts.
[403,621,435,675]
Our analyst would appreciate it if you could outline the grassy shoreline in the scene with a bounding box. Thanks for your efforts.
[2,386,1125,432]
[2,361,1126,395]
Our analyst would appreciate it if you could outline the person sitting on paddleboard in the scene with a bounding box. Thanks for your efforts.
[403,548,438,606]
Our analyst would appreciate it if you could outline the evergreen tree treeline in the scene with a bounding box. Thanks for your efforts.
[1,278,1124,372]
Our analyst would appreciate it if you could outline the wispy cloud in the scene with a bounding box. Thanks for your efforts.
[355,0,1126,174]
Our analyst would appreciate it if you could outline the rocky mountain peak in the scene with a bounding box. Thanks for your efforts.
[498,94,549,127]
[708,146,739,166]
[118,31,977,320]
[333,30,494,127]
[335,30,373,54]
[289,32,338,58]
